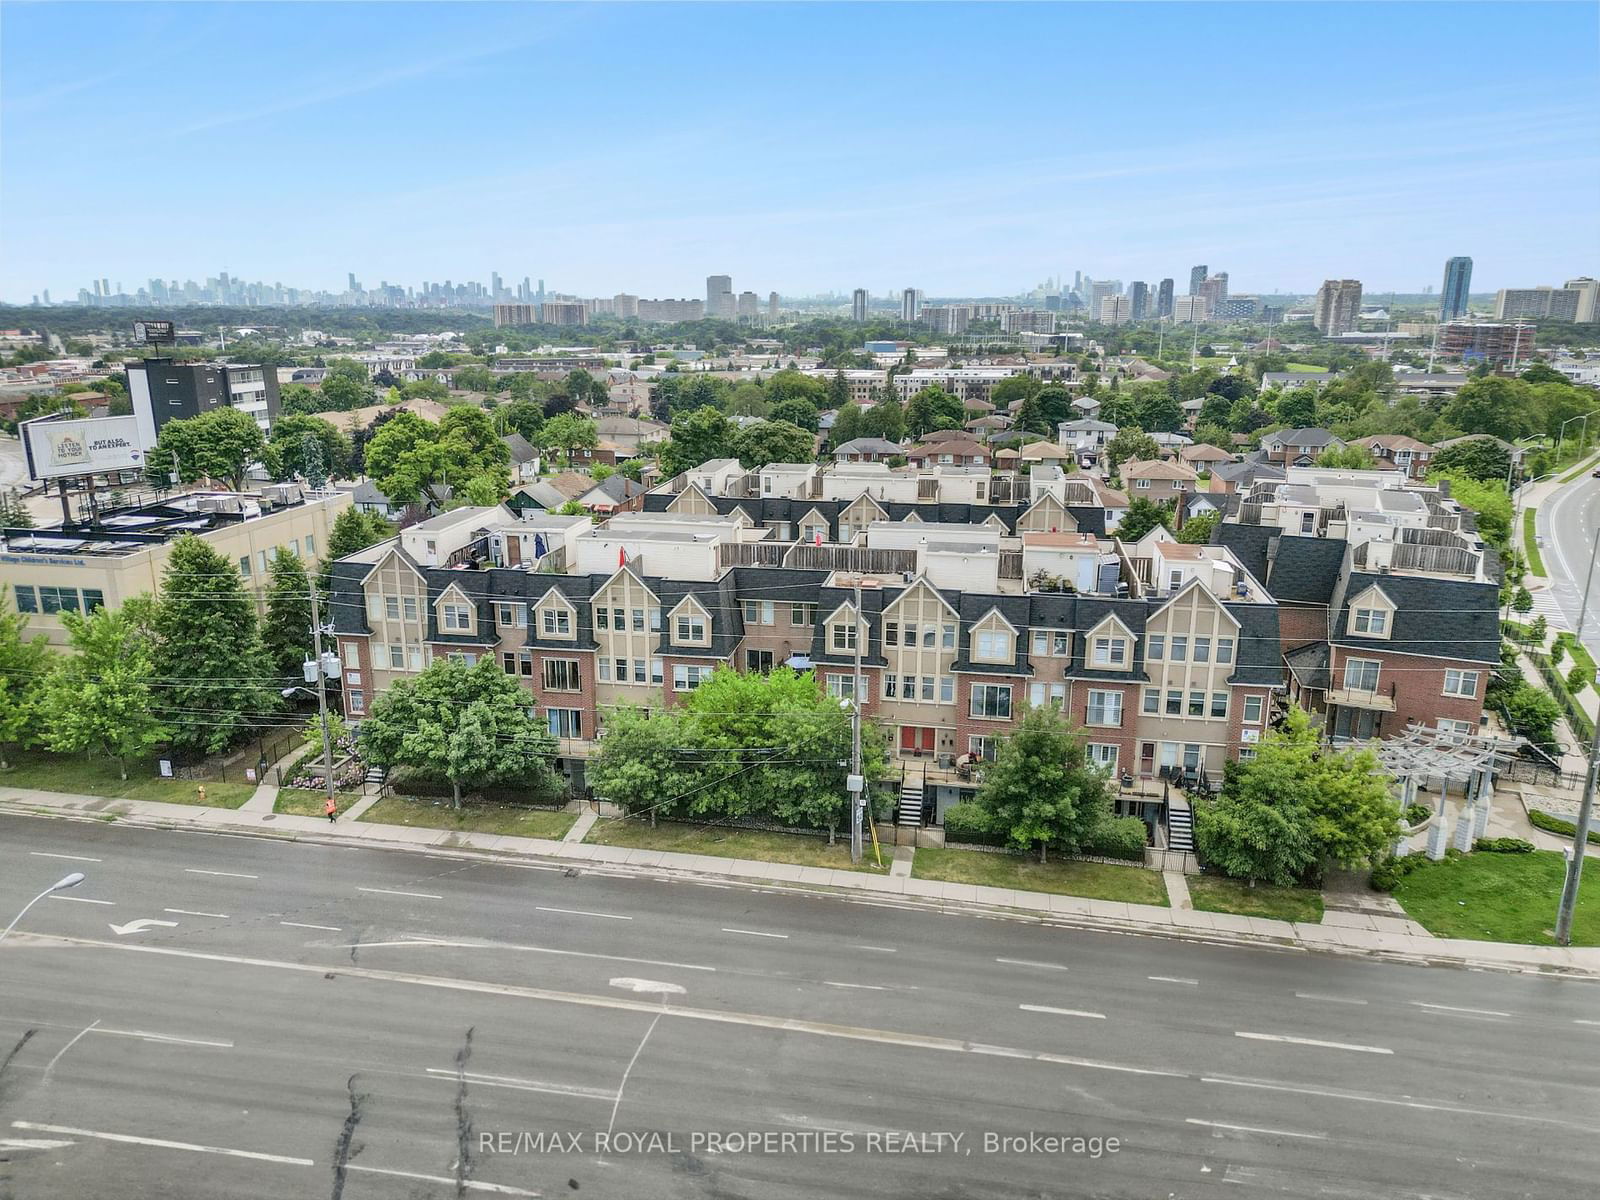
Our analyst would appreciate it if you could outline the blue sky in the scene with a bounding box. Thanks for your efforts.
[3,2,1597,302]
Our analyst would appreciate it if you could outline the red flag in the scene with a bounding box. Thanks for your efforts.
[618,546,627,567]
[814,529,823,546]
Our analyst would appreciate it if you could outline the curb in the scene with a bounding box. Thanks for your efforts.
[4,799,1596,980]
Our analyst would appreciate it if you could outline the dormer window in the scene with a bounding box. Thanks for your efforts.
[676,616,707,642]
[975,630,1011,661]
[1092,636,1127,667]
[1353,608,1388,635]
[442,604,472,631]
[541,608,571,636]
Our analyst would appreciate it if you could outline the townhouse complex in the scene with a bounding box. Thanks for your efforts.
[327,455,1500,830]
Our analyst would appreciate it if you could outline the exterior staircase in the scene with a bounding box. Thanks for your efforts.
[363,764,388,788]
[897,779,925,827]
[1166,796,1195,853]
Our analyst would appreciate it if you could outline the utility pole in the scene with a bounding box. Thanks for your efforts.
[308,574,337,810]
[1190,318,1199,371]
[848,577,864,864]
[1556,525,1600,944]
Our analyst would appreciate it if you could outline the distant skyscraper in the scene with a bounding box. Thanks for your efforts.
[901,288,923,322]
[491,272,503,299]
[1189,265,1207,296]
[1198,274,1228,310]
[1128,281,1149,321]
[1099,295,1132,325]
[852,288,868,322]
[1088,280,1117,314]
[347,272,358,293]
[706,274,734,320]
[768,291,780,320]
[1440,257,1473,321]
[1313,279,1363,335]
[736,290,759,321]
[1565,277,1599,324]
[1156,278,1175,319]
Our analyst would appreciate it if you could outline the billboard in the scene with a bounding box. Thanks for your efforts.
[21,415,147,481]
[132,319,175,345]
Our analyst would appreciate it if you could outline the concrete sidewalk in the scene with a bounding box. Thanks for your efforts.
[5,784,1598,978]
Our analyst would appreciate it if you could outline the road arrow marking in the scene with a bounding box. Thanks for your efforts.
[108,919,179,936]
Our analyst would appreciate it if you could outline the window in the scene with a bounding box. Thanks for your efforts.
[747,649,774,673]
[1147,634,1164,660]
[497,603,526,628]
[1086,690,1122,726]
[922,625,935,648]
[921,676,935,701]
[970,684,1012,720]
[1031,630,1048,656]
[1051,632,1069,655]
[1237,747,1257,762]
[1168,569,1184,591]
[388,644,405,669]
[386,595,400,620]
[1087,744,1118,772]
[1170,636,1187,662]
[632,659,646,683]
[884,674,898,699]
[613,607,625,631]
[651,658,663,684]
[1216,637,1234,664]
[289,538,300,558]
[939,676,954,703]
[238,555,252,579]
[13,585,36,613]
[598,658,611,682]
[1344,658,1380,692]
[1438,718,1473,739]
[900,674,915,698]
[831,622,857,652]
[1193,637,1210,663]
[1093,637,1127,667]
[40,586,76,615]
[348,689,365,714]
[1166,690,1182,715]
[801,523,827,543]
[1243,695,1264,724]
[673,664,708,691]
[975,630,1011,661]
[614,657,627,682]
[1135,478,1151,489]
[543,659,580,691]
[411,648,425,672]
[403,596,418,621]
[676,616,706,643]
[1143,687,1160,714]
[1188,691,1205,717]
[1029,682,1066,708]
[441,604,471,631]
[1443,669,1480,698]
[546,709,583,738]
[596,607,609,630]
[1183,744,1201,771]
[81,588,104,611]
[257,550,269,574]
[343,643,360,668]
[743,600,774,626]
[904,623,919,647]
[942,623,956,649]
[1210,692,1227,718]
[885,621,899,647]
[304,534,315,556]
[968,735,999,762]
[1353,608,1388,635]
[826,672,864,700]
[793,603,817,626]
[632,608,646,631]
[649,608,661,631]
[503,652,517,674]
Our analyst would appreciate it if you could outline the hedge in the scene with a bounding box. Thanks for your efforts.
[1528,808,1600,847]
[387,766,566,809]
[1473,836,1535,854]
[939,803,1148,861]
[1529,650,1595,743]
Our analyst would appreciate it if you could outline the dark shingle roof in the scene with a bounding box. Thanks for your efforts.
[1330,571,1499,664]
[1264,535,1346,605]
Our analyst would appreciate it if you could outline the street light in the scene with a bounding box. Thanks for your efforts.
[1,872,85,944]
[1555,409,1600,467]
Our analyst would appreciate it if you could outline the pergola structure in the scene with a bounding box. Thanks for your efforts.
[1373,725,1518,859]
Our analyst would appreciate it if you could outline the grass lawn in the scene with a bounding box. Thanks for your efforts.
[584,818,897,874]
[1392,849,1599,946]
[358,794,577,840]
[0,751,254,808]
[1553,632,1600,694]
[1187,874,1324,923]
[1523,508,1545,576]
[275,788,364,817]
[1283,362,1328,372]
[911,846,1167,905]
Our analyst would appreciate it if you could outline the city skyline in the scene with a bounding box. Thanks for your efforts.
[2,2,1597,300]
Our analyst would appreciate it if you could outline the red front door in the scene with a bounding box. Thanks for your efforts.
[900,727,935,756]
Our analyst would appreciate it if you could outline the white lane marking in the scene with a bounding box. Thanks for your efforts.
[720,927,788,939]
[43,1020,100,1081]
[357,887,442,900]
[1294,992,1368,1005]
[609,977,686,996]
[48,895,113,905]
[971,1044,1185,1078]
[1201,1075,1591,1130]
[93,1028,233,1049]
[280,921,342,932]
[10,1121,309,1166]
[29,852,101,863]
[995,957,1069,971]
[109,919,178,936]
[1411,1001,1511,1018]
[1149,975,1199,986]
[1020,1004,1106,1020]
[607,1001,668,1138]
[825,981,887,991]
[424,1067,616,1102]
[1186,1118,1326,1141]
[333,936,717,974]
[183,869,258,880]
[336,940,458,949]
[1236,1031,1392,1055]
[164,909,228,920]
[1576,1019,1600,1027]
[535,906,631,921]
[345,1163,540,1195]
[0,1137,77,1150]
[851,945,897,953]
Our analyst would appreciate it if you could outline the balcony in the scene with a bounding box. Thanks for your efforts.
[1325,681,1396,711]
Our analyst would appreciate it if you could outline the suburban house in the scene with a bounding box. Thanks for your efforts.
[1260,427,1345,467]
[1179,443,1235,473]
[1019,440,1071,470]
[833,437,904,464]
[1350,435,1436,480]
[906,439,991,468]
[1058,419,1118,468]
[1120,458,1199,504]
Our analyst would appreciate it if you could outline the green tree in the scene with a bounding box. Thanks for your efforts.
[1503,682,1561,748]
[497,400,545,443]
[452,365,496,394]
[148,407,265,490]
[540,412,599,465]
[1512,586,1533,614]
[365,407,511,507]
[586,707,695,827]
[769,396,820,432]
[859,396,905,441]
[989,375,1041,411]
[1301,736,1401,870]
[1104,426,1161,475]
[401,377,450,403]
[1195,709,1319,886]
[261,548,313,679]
[828,403,864,448]
[318,364,375,411]
[1274,387,1318,428]
[42,600,168,780]
[904,386,964,437]
[1134,384,1183,433]
[764,369,827,407]
[153,535,280,754]
[263,414,352,482]
[359,657,560,809]
[1176,511,1218,544]
[1431,471,1512,549]
[731,419,815,469]
[0,586,52,768]
[1445,377,1532,442]
[1116,496,1172,542]
[320,506,391,589]
[1529,614,1549,644]
[658,406,734,477]
[1429,438,1511,483]
[1315,444,1373,469]
[973,705,1109,862]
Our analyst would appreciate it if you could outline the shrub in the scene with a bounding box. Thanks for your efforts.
[1528,808,1600,846]
[1568,664,1592,693]
[1404,803,1432,826]
[1369,854,1423,892]
[1473,836,1535,854]
[942,801,1003,846]
[1082,815,1149,861]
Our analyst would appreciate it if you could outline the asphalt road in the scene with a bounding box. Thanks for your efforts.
[1538,470,1600,650]
[1,814,1597,1199]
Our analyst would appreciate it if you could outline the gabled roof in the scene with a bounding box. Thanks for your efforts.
[1179,443,1234,463]
[1351,434,1435,453]
[1265,427,1339,448]
[1331,571,1499,664]
[834,437,903,456]
[1121,458,1199,481]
